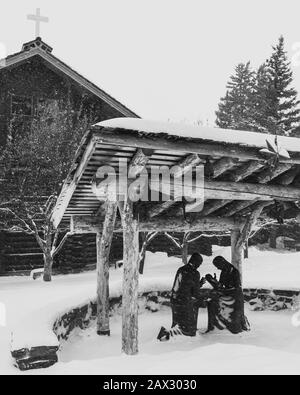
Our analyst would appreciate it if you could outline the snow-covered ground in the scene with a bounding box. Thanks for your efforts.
[1,246,300,375]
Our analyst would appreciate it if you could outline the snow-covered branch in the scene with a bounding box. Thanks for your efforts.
[52,232,73,258]
[163,232,182,250]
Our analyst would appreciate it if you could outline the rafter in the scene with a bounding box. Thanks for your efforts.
[196,160,267,216]
[149,157,237,218]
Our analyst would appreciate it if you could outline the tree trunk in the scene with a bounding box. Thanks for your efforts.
[139,233,147,275]
[182,233,189,265]
[269,227,277,249]
[0,232,5,275]
[244,240,249,259]
[43,250,53,282]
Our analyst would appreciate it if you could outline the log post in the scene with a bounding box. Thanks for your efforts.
[0,232,5,275]
[244,240,249,259]
[119,200,140,355]
[231,202,269,282]
[269,227,277,249]
[96,201,117,336]
[139,233,147,275]
[231,229,244,281]
[182,232,190,265]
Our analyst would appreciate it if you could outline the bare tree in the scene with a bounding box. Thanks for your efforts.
[138,232,159,274]
[0,99,95,281]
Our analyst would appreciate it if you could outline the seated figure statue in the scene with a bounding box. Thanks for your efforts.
[205,256,250,334]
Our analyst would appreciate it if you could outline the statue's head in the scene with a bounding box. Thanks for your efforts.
[213,256,229,271]
[188,253,203,269]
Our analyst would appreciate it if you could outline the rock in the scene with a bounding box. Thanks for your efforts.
[12,346,59,371]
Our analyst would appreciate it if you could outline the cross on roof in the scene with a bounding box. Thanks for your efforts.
[27,8,49,38]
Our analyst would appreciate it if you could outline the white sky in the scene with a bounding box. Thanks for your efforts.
[0,0,300,124]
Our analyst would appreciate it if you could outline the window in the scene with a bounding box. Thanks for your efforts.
[11,95,33,117]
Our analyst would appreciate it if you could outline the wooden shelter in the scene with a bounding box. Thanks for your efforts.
[51,118,300,355]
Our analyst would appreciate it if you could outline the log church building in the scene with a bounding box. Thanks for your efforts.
[0,37,138,274]
[0,37,215,275]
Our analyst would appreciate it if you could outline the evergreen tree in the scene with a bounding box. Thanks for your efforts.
[216,62,256,131]
[252,64,275,133]
[265,36,300,136]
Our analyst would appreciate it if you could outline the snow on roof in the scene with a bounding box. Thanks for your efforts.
[98,118,300,154]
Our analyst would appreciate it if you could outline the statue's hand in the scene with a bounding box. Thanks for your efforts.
[205,274,214,282]
[200,277,207,287]
[205,274,220,290]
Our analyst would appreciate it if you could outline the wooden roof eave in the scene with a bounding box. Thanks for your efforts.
[51,126,300,230]
[91,126,300,166]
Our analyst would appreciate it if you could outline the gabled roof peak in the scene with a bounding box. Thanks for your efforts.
[22,37,53,54]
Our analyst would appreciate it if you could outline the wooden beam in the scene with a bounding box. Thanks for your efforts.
[149,157,238,218]
[199,161,266,216]
[119,200,140,355]
[148,199,180,219]
[93,128,300,165]
[193,199,231,217]
[235,200,274,217]
[148,154,202,218]
[96,202,117,336]
[92,148,152,202]
[159,163,296,218]
[275,166,300,186]
[211,157,238,178]
[150,179,300,202]
[222,166,297,217]
[255,164,292,183]
[71,215,242,233]
[172,154,202,177]
[128,149,152,178]
[228,161,265,182]
[51,136,97,228]
[223,200,259,218]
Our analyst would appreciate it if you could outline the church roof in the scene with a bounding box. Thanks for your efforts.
[1,37,138,118]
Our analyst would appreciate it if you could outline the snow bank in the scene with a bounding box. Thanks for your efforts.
[2,247,300,370]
